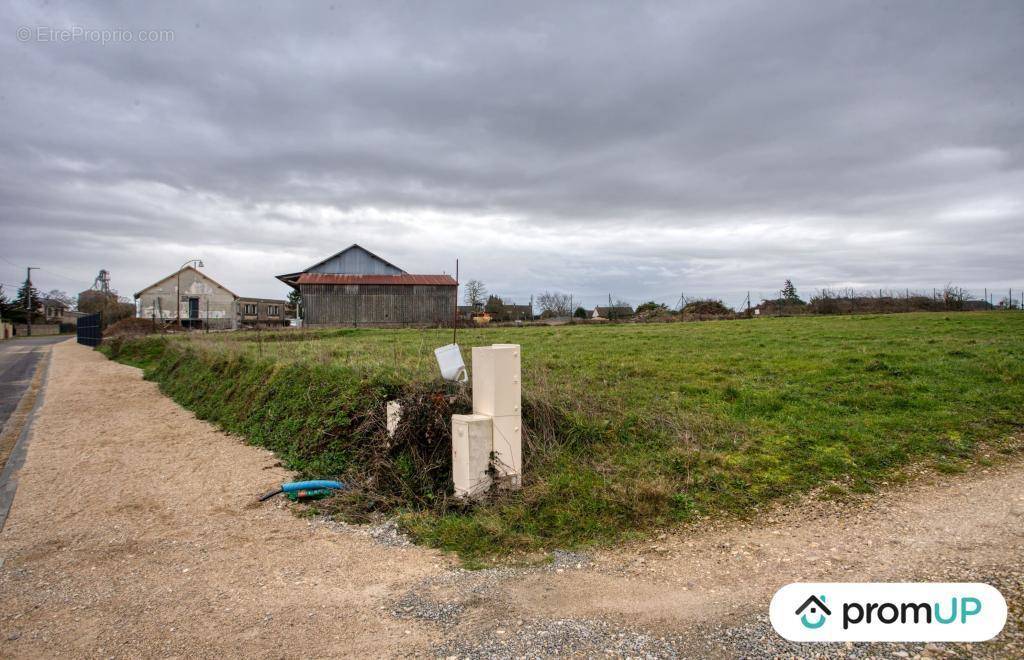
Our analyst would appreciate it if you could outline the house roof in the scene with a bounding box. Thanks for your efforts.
[293,273,457,286]
[302,244,407,275]
[134,266,239,299]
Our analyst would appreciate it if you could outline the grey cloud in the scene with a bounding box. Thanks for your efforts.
[1,0,1022,308]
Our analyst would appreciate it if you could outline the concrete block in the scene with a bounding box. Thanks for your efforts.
[386,400,402,438]
[471,344,521,417]
[490,414,522,489]
[452,414,493,499]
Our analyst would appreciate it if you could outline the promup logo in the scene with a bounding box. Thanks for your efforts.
[770,583,1007,642]
[795,595,831,629]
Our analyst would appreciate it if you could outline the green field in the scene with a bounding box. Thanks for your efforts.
[105,312,1024,560]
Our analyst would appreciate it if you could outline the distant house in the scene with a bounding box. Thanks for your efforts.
[237,297,289,327]
[39,297,67,322]
[38,298,69,323]
[134,267,288,329]
[498,303,534,322]
[36,298,86,327]
[592,305,634,320]
[276,245,457,327]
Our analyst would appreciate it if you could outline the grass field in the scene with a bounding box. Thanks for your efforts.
[104,312,1024,560]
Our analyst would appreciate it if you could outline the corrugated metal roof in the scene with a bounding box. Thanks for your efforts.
[295,273,457,286]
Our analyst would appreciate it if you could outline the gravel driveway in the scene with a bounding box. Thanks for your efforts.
[0,341,1020,657]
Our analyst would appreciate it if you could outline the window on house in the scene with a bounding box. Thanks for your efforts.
[268,305,279,316]
[244,303,257,315]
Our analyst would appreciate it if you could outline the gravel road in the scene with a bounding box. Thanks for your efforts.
[0,341,1019,658]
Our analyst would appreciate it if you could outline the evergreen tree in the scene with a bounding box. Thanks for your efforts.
[13,280,42,322]
[0,284,10,319]
[782,279,802,302]
[484,294,505,317]
[287,288,302,317]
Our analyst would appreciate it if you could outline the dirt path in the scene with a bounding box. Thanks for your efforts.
[0,341,1020,657]
[0,341,449,657]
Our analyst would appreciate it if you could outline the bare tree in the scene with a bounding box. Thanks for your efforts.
[45,289,75,308]
[463,279,487,309]
[536,291,572,317]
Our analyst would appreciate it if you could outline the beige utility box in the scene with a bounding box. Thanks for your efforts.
[452,414,493,498]
[490,414,522,488]
[471,344,522,490]
[452,344,523,498]
[471,344,522,417]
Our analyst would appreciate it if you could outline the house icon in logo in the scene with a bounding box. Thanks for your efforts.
[795,595,831,629]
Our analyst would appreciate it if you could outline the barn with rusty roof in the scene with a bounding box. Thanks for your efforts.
[276,245,457,327]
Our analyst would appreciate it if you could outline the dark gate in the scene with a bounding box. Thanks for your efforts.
[77,313,102,347]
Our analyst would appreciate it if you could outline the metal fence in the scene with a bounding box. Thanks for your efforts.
[77,313,102,347]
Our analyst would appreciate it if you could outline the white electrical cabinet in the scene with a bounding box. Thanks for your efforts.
[471,344,522,417]
[452,414,493,498]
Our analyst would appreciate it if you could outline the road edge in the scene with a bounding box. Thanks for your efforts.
[0,344,57,531]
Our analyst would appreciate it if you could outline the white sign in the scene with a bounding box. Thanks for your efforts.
[770,582,1007,642]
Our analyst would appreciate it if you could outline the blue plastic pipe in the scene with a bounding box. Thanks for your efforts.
[281,480,344,493]
[259,480,345,501]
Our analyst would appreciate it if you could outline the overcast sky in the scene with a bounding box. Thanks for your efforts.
[2,1,1022,309]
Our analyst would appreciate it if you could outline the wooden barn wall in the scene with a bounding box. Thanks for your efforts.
[299,284,455,326]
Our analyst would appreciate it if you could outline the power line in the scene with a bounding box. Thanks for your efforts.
[0,256,92,289]
[37,267,93,288]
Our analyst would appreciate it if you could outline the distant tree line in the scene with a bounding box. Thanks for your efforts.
[453,277,1020,326]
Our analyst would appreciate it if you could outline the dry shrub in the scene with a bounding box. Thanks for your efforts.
[326,377,594,522]
[327,383,473,520]
[103,317,167,338]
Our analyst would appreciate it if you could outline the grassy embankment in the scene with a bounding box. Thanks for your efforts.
[103,312,1024,560]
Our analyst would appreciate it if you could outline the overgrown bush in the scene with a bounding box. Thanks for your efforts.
[682,299,732,315]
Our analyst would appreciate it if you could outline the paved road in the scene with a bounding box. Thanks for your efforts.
[0,336,67,432]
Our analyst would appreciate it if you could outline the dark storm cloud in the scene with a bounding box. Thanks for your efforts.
[1,0,1022,307]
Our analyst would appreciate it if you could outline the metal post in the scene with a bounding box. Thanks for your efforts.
[25,267,39,336]
[452,258,459,345]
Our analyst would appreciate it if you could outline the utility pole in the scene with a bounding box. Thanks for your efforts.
[25,267,39,336]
